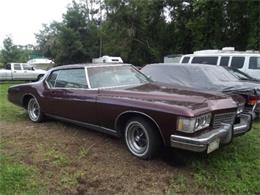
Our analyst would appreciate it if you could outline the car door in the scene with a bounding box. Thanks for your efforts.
[12,64,26,79]
[42,68,98,125]
[22,64,37,80]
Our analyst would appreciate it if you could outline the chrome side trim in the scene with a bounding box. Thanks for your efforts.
[45,114,119,137]
[114,110,166,144]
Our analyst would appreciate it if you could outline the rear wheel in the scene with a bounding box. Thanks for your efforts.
[124,117,161,160]
[27,97,44,122]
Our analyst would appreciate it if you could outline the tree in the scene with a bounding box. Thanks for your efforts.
[1,37,20,64]
[103,0,168,65]
[36,0,100,65]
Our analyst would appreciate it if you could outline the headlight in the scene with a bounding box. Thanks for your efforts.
[177,113,211,133]
[237,104,244,114]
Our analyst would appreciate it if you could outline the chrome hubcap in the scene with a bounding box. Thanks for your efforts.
[125,122,148,156]
[28,98,40,121]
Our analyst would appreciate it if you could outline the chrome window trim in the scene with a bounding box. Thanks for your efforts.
[85,65,149,90]
[45,68,90,90]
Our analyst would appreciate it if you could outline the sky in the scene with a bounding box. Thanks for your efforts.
[0,0,72,49]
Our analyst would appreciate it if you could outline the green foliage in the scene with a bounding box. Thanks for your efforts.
[0,37,36,65]
[35,0,260,66]
[35,0,100,65]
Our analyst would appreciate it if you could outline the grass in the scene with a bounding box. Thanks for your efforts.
[167,122,260,194]
[0,154,41,194]
[0,82,42,194]
[0,82,260,194]
[0,81,27,121]
[191,123,260,194]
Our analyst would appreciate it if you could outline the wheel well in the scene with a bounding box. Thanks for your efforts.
[22,95,33,109]
[115,112,165,144]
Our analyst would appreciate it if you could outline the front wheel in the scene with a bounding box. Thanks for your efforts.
[27,97,44,122]
[124,117,161,160]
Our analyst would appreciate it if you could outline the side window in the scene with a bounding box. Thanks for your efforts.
[230,57,245,69]
[46,70,60,88]
[5,64,11,70]
[23,65,34,70]
[14,64,22,70]
[219,56,230,66]
[249,57,260,69]
[181,57,190,63]
[55,69,88,89]
[191,56,218,65]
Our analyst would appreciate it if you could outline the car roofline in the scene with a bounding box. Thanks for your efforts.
[145,63,220,68]
[50,63,132,71]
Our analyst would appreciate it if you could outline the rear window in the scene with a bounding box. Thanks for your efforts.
[181,57,190,63]
[191,56,218,65]
[219,56,229,66]
[249,57,260,69]
[5,64,11,70]
[230,57,245,69]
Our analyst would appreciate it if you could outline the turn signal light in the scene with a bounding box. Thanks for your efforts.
[248,96,257,106]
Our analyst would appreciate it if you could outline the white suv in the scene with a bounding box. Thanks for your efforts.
[180,47,260,80]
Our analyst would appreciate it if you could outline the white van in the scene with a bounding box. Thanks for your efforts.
[180,47,260,79]
[92,56,123,64]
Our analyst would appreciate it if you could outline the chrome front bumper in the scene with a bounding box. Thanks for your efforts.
[170,124,232,153]
[170,114,252,153]
[233,113,252,136]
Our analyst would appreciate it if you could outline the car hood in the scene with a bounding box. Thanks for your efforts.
[99,82,237,117]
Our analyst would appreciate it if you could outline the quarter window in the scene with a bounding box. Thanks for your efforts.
[249,57,260,69]
[47,69,88,89]
[14,64,22,70]
[230,57,245,69]
[191,56,218,65]
[181,57,190,63]
[219,56,229,66]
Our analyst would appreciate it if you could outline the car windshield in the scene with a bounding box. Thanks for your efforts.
[88,65,149,88]
[225,67,252,80]
[201,66,239,83]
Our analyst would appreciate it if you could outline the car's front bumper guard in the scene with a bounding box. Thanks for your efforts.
[170,114,252,153]
[233,113,252,136]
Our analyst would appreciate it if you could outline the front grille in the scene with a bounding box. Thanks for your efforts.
[213,112,236,129]
[244,106,254,113]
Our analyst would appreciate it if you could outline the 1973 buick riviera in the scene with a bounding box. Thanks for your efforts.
[8,64,252,159]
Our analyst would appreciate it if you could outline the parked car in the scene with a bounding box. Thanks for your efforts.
[0,63,46,81]
[141,63,260,118]
[225,67,260,115]
[179,47,260,80]
[8,63,252,159]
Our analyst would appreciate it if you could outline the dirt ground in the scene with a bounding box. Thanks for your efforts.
[0,118,196,194]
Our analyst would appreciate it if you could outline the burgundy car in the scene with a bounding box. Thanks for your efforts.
[8,64,251,159]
